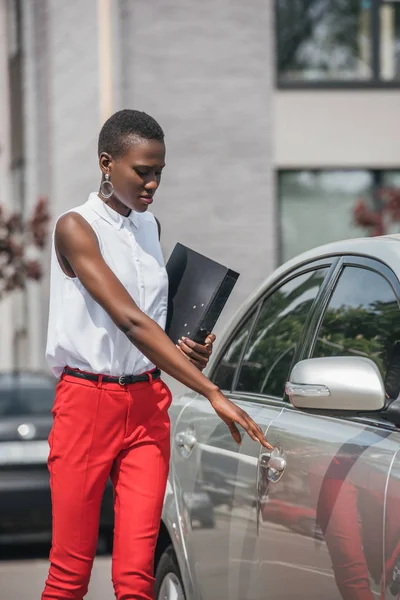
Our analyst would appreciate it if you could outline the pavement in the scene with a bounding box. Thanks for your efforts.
[0,544,114,599]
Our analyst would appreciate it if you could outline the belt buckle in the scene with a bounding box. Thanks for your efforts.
[119,375,127,386]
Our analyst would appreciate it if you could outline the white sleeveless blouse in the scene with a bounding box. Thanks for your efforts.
[45,193,169,378]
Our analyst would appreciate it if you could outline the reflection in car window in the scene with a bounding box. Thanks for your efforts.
[0,374,56,416]
[312,267,400,396]
[236,269,328,397]
[212,312,256,391]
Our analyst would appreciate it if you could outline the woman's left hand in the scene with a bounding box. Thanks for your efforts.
[177,333,216,371]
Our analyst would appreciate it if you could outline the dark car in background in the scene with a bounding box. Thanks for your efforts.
[0,372,113,547]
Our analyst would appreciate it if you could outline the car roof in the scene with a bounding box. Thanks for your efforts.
[214,235,400,356]
[276,234,400,282]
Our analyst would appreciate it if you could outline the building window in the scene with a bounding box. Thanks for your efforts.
[279,169,400,263]
[276,0,400,86]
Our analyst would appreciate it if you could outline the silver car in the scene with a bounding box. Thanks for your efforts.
[154,236,400,600]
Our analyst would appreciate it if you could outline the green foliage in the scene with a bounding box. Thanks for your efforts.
[315,300,400,376]
[277,0,367,73]
[238,270,327,396]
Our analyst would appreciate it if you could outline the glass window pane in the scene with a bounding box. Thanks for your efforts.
[276,0,372,82]
[312,266,400,397]
[382,171,400,188]
[380,2,400,81]
[212,311,256,391]
[280,171,372,263]
[236,268,328,397]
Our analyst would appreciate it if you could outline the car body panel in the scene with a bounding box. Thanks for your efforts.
[170,393,283,600]
[257,407,400,599]
[384,450,400,599]
[161,235,400,600]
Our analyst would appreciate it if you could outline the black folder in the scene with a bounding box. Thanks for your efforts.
[165,243,240,345]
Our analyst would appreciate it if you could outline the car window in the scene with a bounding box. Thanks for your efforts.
[311,266,400,398]
[212,311,257,391]
[236,268,329,397]
[0,374,56,416]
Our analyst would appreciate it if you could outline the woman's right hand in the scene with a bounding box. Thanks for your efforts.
[207,388,273,449]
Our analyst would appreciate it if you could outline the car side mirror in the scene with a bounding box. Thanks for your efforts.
[286,357,385,412]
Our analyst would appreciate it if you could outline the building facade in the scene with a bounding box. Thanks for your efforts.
[0,0,399,373]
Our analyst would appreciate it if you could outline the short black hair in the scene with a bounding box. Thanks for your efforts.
[98,109,164,158]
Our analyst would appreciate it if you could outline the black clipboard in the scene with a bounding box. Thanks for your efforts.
[165,243,240,344]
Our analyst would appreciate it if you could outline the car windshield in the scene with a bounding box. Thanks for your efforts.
[0,373,56,417]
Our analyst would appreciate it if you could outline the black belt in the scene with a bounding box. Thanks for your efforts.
[63,367,161,386]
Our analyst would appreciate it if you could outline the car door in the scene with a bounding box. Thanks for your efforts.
[171,262,332,600]
[384,449,400,599]
[258,257,400,600]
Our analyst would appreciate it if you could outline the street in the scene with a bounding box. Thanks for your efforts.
[0,545,114,599]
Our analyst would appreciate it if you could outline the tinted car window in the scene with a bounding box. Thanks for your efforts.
[236,268,328,397]
[0,373,56,416]
[312,266,400,396]
[212,311,257,391]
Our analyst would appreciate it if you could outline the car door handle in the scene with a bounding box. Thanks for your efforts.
[175,430,197,456]
[260,454,286,471]
[260,445,286,483]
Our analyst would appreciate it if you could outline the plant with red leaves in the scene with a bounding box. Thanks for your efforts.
[354,188,400,237]
[0,197,50,298]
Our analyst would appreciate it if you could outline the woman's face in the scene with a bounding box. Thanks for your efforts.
[100,138,166,215]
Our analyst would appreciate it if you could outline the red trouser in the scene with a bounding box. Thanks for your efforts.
[42,370,172,600]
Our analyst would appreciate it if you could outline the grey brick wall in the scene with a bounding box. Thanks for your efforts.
[10,0,275,371]
[37,0,101,369]
[47,0,100,217]
[0,0,14,370]
[118,0,276,333]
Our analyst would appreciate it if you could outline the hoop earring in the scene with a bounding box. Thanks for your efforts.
[100,173,114,199]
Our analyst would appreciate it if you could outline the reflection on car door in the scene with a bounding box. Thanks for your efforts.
[384,450,400,599]
[172,311,280,600]
[172,395,281,600]
[259,410,399,599]
[172,265,331,600]
[258,259,400,600]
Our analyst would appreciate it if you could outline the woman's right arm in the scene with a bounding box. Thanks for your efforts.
[55,213,272,449]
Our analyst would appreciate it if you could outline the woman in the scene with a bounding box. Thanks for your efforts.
[42,109,270,600]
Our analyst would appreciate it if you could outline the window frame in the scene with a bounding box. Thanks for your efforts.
[275,0,400,89]
[209,307,260,393]
[210,257,338,403]
[277,169,400,266]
